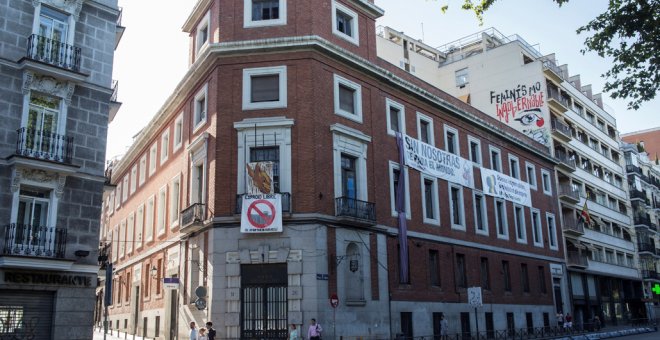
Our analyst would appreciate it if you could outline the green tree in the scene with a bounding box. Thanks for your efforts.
[442,0,659,110]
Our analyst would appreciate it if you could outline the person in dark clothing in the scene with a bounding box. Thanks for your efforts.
[206,321,216,340]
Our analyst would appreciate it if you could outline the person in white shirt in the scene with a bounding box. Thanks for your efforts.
[189,321,198,340]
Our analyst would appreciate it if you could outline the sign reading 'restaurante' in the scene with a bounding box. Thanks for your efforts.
[402,134,474,188]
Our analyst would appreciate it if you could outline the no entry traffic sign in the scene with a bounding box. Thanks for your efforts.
[240,194,283,233]
[247,199,276,228]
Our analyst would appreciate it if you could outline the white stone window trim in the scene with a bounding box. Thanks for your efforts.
[126,211,135,254]
[416,111,434,146]
[444,124,459,155]
[235,117,294,195]
[243,0,287,28]
[149,143,157,176]
[130,165,137,195]
[525,161,537,190]
[420,175,440,226]
[541,169,553,196]
[9,169,62,229]
[385,98,406,137]
[156,184,168,236]
[193,84,208,133]
[115,183,121,209]
[473,190,489,236]
[508,154,520,179]
[467,135,482,165]
[136,203,145,249]
[173,113,184,152]
[139,154,147,187]
[531,208,544,248]
[514,204,527,244]
[145,195,155,242]
[31,2,78,46]
[170,174,181,229]
[388,161,411,219]
[119,219,126,258]
[546,212,559,251]
[160,128,170,165]
[495,198,509,240]
[195,10,211,52]
[122,175,129,202]
[331,0,359,45]
[242,66,288,110]
[489,145,502,172]
[448,183,466,231]
[188,133,209,205]
[331,123,370,202]
[333,74,363,123]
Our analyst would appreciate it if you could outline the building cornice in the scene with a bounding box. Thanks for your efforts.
[111,35,557,180]
[347,0,385,18]
[182,0,213,32]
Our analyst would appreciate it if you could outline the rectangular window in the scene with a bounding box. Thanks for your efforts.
[119,219,125,258]
[139,155,146,186]
[417,113,434,146]
[136,204,144,248]
[389,162,410,218]
[332,1,359,45]
[36,7,71,68]
[340,154,357,199]
[449,185,464,229]
[468,136,481,165]
[173,114,183,151]
[127,212,134,254]
[521,263,530,293]
[538,266,547,293]
[474,192,488,235]
[157,186,167,235]
[490,146,502,172]
[386,99,405,136]
[115,184,121,209]
[509,155,520,179]
[514,205,526,242]
[145,196,154,242]
[121,177,128,203]
[531,209,543,246]
[400,312,413,339]
[429,250,440,287]
[244,0,286,27]
[130,165,137,194]
[160,130,169,164]
[546,214,558,250]
[495,199,508,239]
[149,143,157,175]
[502,260,511,292]
[456,254,467,288]
[333,74,362,123]
[455,68,469,87]
[422,176,439,225]
[193,85,208,130]
[170,176,181,227]
[242,66,287,110]
[541,169,552,195]
[526,162,537,190]
[195,11,210,52]
[250,146,281,193]
[444,125,459,155]
[480,257,490,290]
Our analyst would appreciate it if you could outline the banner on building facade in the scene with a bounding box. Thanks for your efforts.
[240,194,283,233]
[481,167,532,207]
[402,134,474,188]
[246,162,274,194]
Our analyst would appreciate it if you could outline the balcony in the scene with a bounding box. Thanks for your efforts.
[25,34,81,72]
[558,184,580,204]
[641,270,660,281]
[634,214,652,228]
[108,80,122,124]
[626,164,642,176]
[547,86,569,113]
[542,60,564,83]
[562,214,584,235]
[637,242,657,255]
[115,7,125,50]
[554,150,576,172]
[567,251,588,268]
[629,189,650,205]
[551,118,572,141]
[15,127,73,164]
[2,224,66,259]
[180,203,206,232]
[335,197,376,224]
[235,193,291,214]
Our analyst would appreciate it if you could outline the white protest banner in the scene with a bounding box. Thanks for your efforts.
[240,194,283,233]
[481,167,532,207]
[402,134,474,188]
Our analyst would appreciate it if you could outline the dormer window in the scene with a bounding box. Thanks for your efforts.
[244,0,287,27]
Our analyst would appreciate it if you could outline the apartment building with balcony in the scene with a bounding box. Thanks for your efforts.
[0,0,122,339]
[377,26,644,327]
[101,1,565,339]
[621,142,660,318]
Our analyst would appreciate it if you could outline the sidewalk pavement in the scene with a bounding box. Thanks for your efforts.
[92,328,150,340]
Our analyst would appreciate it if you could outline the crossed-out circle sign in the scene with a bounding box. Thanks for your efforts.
[330,293,339,308]
[247,199,276,228]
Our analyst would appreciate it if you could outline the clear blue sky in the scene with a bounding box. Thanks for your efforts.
[108,0,659,160]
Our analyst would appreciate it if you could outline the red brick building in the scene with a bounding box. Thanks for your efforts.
[622,127,660,161]
[100,1,565,338]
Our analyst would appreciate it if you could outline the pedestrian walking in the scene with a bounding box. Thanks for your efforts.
[198,327,208,340]
[440,313,448,340]
[564,313,573,329]
[289,324,299,340]
[307,318,322,340]
[206,322,216,340]
[190,321,198,340]
[556,312,564,328]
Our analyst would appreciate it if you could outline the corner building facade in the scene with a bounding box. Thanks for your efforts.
[0,0,122,339]
[103,1,564,338]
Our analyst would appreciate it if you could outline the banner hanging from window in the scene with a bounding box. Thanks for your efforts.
[240,194,283,233]
[402,134,474,188]
[481,167,532,207]
[246,162,274,194]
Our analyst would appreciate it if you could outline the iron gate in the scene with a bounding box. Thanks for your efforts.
[241,263,288,339]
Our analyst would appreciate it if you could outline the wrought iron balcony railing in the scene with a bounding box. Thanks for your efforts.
[181,203,206,228]
[567,252,588,267]
[562,214,584,234]
[3,223,66,258]
[26,34,81,72]
[634,214,652,227]
[15,127,73,164]
[637,242,657,254]
[335,197,376,222]
[551,118,572,138]
[558,184,580,201]
[626,164,642,176]
[235,193,291,214]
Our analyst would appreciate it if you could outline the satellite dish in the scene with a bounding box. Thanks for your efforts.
[195,286,207,298]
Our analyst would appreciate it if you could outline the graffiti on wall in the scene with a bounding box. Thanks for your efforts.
[489,81,549,145]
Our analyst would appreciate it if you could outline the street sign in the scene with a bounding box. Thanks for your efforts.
[247,199,276,228]
[468,287,483,307]
[195,298,207,310]
[330,293,339,308]
[163,277,180,290]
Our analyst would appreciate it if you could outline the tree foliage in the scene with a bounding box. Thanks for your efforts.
[443,0,659,110]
